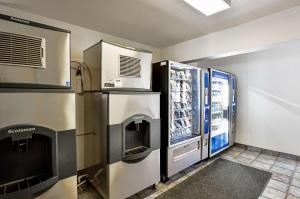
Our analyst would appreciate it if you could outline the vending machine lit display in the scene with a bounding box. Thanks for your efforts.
[153,60,201,181]
[210,69,231,156]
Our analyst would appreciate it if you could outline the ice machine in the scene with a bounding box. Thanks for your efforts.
[0,14,71,88]
[83,40,152,91]
[0,90,77,199]
[83,91,160,199]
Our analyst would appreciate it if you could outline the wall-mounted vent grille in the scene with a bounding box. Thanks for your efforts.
[0,31,45,68]
[119,55,141,77]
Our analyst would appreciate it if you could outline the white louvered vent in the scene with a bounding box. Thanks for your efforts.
[119,55,141,77]
[0,31,45,68]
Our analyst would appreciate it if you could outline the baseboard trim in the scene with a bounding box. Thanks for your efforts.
[234,143,300,161]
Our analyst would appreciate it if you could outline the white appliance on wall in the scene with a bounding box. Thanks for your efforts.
[83,40,152,91]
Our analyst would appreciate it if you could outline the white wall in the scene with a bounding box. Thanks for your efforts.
[161,5,300,63]
[0,5,161,170]
[199,40,300,156]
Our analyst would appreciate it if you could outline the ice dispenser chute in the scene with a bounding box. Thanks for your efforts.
[122,114,152,163]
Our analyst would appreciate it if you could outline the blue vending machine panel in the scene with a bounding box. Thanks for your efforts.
[210,69,230,156]
[202,71,210,159]
[204,72,210,135]
[211,133,229,154]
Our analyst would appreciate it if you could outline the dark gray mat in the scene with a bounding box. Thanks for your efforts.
[157,158,272,199]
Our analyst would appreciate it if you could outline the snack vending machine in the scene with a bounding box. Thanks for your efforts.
[153,60,201,181]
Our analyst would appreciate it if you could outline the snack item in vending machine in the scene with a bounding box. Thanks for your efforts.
[185,70,192,81]
[175,82,181,91]
[182,82,191,92]
[180,71,187,79]
[171,92,181,102]
[183,118,191,127]
[170,80,176,91]
[176,71,182,79]
[175,102,181,110]
[171,69,176,78]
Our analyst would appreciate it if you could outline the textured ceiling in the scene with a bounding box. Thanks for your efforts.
[1,0,300,47]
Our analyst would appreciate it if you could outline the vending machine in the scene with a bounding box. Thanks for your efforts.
[152,60,201,181]
[208,69,236,157]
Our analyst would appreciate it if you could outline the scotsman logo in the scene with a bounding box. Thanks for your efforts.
[8,127,36,135]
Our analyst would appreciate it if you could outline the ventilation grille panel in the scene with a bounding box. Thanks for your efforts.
[119,55,141,77]
[0,31,45,68]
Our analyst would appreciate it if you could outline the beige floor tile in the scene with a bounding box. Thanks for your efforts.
[289,186,300,198]
[235,156,254,165]
[231,146,245,152]
[292,178,300,188]
[251,161,272,170]
[294,172,300,180]
[267,179,289,192]
[221,154,236,161]
[271,166,293,177]
[244,150,260,155]
[256,156,276,165]
[262,187,286,199]
[274,161,296,171]
[271,173,291,184]
[239,150,260,160]
[259,154,278,160]
[278,157,297,165]
[286,194,300,199]
[225,149,242,156]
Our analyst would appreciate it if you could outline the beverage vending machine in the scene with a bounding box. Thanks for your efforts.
[205,68,236,157]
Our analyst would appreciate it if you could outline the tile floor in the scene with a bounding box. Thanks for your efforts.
[79,146,300,199]
[221,146,300,199]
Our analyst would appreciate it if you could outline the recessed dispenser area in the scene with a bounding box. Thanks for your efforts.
[0,125,58,198]
[123,116,151,163]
